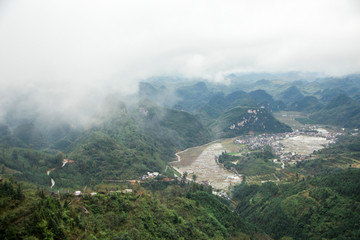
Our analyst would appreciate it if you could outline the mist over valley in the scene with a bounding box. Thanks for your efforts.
[1,1,360,239]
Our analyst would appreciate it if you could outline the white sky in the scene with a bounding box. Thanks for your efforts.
[0,0,360,123]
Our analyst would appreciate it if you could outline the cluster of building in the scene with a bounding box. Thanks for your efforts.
[140,171,160,180]
[72,188,133,197]
[234,127,341,167]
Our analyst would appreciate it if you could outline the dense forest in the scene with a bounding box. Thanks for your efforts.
[0,178,268,240]
[233,169,360,239]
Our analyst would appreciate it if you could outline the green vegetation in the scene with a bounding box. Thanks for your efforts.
[279,86,304,104]
[236,150,276,176]
[3,76,360,239]
[218,146,277,178]
[310,94,360,128]
[233,169,360,239]
[294,117,317,124]
[229,134,360,239]
[212,107,292,138]
[294,134,360,174]
[0,147,58,187]
[0,98,212,188]
[218,152,241,170]
[290,96,322,112]
[0,178,267,240]
[135,100,211,149]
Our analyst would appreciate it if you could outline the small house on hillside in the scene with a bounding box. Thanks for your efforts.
[74,191,82,196]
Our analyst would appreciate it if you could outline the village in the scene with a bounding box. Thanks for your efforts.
[47,126,344,199]
[233,126,342,167]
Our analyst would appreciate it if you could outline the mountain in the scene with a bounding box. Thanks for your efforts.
[249,89,274,104]
[249,89,286,111]
[310,94,360,128]
[2,74,360,240]
[211,107,292,138]
[233,168,360,239]
[279,86,304,104]
[324,93,356,109]
[134,99,211,150]
[312,75,360,97]
[12,122,46,149]
[138,82,176,107]
[290,96,323,112]
[318,88,348,103]
[195,91,258,123]
[0,177,268,239]
[174,82,214,111]
[0,97,213,188]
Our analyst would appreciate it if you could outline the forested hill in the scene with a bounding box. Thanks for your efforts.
[0,177,269,240]
[142,74,360,129]
[232,133,360,239]
[233,168,360,239]
[211,107,292,138]
[0,98,212,188]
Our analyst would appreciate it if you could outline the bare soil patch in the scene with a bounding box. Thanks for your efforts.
[281,135,329,155]
[171,142,242,190]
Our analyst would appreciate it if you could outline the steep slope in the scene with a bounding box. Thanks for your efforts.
[233,169,360,239]
[310,94,360,128]
[249,89,286,111]
[138,81,176,107]
[318,88,347,103]
[134,99,211,150]
[279,86,304,105]
[0,97,212,187]
[195,91,258,124]
[0,179,268,240]
[211,107,292,138]
[290,96,323,112]
[174,81,214,111]
[311,74,360,97]
[12,122,46,149]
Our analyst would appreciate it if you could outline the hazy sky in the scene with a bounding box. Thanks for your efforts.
[0,0,360,123]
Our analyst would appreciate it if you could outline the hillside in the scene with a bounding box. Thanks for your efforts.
[233,168,360,239]
[134,100,211,150]
[174,82,214,112]
[290,96,323,112]
[0,178,268,240]
[211,107,292,138]
[195,91,258,124]
[0,97,213,188]
[279,86,304,105]
[310,94,360,128]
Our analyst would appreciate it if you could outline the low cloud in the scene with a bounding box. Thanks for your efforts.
[0,0,359,124]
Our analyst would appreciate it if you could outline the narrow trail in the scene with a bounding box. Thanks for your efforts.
[46,168,56,176]
[47,159,75,189]
[171,149,189,176]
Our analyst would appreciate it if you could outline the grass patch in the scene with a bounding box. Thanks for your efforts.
[295,118,317,124]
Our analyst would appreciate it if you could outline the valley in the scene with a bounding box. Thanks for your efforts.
[1,2,360,238]
[2,75,360,239]
[171,114,341,191]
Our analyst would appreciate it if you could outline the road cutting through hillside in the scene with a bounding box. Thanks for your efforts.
[171,142,242,190]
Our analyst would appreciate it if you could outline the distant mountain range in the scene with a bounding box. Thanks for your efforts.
[2,73,360,187]
[2,72,360,240]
